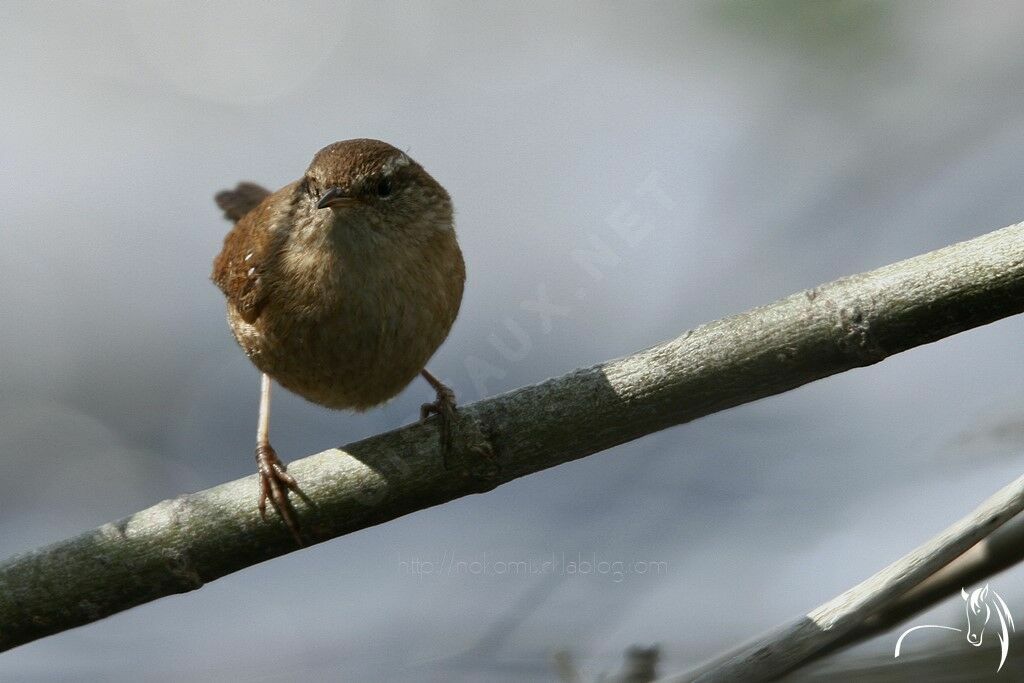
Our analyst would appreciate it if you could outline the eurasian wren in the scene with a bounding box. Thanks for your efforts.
[212,139,465,542]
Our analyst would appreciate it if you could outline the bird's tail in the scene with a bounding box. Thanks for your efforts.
[215,182,270,222]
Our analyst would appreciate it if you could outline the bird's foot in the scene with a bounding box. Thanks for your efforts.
[421,381,458,467]
[256,442,310,545]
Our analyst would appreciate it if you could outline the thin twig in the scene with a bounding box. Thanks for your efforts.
[818,509,1024,660]
[660,474,1024,682]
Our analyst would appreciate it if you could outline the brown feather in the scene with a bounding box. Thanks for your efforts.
[215,182,271,222]
[211,183,294,324]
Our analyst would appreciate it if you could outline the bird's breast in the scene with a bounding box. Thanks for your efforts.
[228,231,464,411]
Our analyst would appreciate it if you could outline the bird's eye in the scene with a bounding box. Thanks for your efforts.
[301,177,315,196]
[376,177,392,198]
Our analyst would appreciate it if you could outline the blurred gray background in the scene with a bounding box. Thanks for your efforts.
[2,1,1024,680]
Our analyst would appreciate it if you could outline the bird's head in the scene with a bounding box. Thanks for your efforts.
[299,139,453,248]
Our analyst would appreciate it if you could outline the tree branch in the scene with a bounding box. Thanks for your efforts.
[1,221,1023,653]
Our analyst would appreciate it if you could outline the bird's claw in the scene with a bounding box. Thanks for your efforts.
[421,384,458,466]
[256,442,310,545]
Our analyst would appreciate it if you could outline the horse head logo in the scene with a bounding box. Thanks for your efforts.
[896,584,1015,673]
[963,584,992,646]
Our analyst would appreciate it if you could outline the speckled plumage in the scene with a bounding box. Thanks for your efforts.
[212,139,465,410]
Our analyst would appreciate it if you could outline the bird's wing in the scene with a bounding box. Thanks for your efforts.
[211,183,280,324]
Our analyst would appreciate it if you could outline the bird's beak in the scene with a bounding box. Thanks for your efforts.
[317,186,356,209]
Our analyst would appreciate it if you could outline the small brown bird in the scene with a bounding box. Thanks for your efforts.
[212,139,465,542]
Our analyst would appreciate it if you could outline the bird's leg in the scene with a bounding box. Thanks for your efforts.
[255,373,308,545]
[420,368,458,465]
